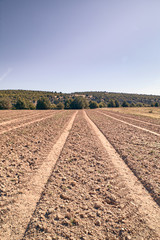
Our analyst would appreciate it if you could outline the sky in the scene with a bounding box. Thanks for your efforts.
[0,0,160,95]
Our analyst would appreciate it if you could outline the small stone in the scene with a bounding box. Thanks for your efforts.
[80,213,84,218]
[61,219,70,226]
[60,193,69,200]
[46,236,52,240]
[125,235,132,240]
[95,220,101,226]
[48,208,54,214]
[65,213,72,219]
[94,201,102,209]
[54,213,63,220]
[71,181,76,187]
[97,211,101,217]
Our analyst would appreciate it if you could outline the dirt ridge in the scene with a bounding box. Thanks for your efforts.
[84,110,160,237]
[103,110,160,127]
[0,113,60,135]
[0,111,77,240]
[98,111,160,136]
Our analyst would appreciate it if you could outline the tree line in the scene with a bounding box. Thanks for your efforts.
[0,90,160,109]
[0,96,159,110]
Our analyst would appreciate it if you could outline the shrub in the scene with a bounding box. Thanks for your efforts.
[56,102,64,109]
[122,101,129,107]
[64,99,73,109]
[155,102,159,107]
[70,97,89,109]
[51,103,56,109]
[36,97,51,109]
[136,102,143,107]
[15,98,27,109]
[115,100,120,107]
[0,98,12,109]
[130,102,136,107]
[28,102,36,110]
[107,99,115,108]
[99,102,106,108]
[89,101,99,109]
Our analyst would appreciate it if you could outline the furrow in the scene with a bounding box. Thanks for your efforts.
[84,111,160,237]
[0,113,59,135]
[98,111,160,136]
[0,111,77,240]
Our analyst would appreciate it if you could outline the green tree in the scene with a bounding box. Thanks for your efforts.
[28,102,36,110]
[89,101,99,109]
[15,98,27,109]
[36,97,51,109]
[130,102,136,107]
[155,102,159,107]
[115,100,120,107]
[70,97,89,109]
[56,102,64,109]
[0,98,12,109]
[122,101,129,107]
[107,99,116,108]
[99,102,106,108]
[64,98,73,109]
[136,102,143,107]
[51,103,56,109]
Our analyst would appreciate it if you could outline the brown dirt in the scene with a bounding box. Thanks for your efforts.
[0,111,74,233]
[0,112,48,126]
[84,111,160,235]
[97,111,160,137]
[99,109,160,134]
[0,111,77,240]
[0,110,41,123]
[86,110,160,206]
[0,111,61,134]
[22,111,159,240]
[1,110,159,240]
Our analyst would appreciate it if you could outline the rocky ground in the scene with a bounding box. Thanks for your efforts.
[99,109,160,134]
[0,110,60,133]
[87,110,160,206]
[23,111,158,240]
[0,110,73,227]
[0,110,40,123]
[0,110,159,240]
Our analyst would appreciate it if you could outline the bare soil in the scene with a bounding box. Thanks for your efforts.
[0,110,42,123]
[22,111,159,240]
[0,111,60,134]
[0,111,74,231]
[99,109,160,134]
[86,110,160,206]
[0,110,159,240]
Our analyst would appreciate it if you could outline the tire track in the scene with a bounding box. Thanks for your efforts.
[84,110,160,237]
[0,111,77,240]
[0,112,60,135]
[97,111,160,136]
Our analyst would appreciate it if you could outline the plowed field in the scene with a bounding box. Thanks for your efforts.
[0,109,159,240]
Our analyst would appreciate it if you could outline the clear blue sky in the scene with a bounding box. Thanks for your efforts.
[0,0,160,94]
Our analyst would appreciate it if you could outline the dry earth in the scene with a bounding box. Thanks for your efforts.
[0,111,61,134]
[87,110,160,205]
[105,107,160,120]
[0,110,159,240]
[0,110,74,232]
[99,109,160,134]
[0,110,42,123]
[23,111,159,240]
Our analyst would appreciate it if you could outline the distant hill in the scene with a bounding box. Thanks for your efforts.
[75,91,160,106]
[0,89,160,108]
